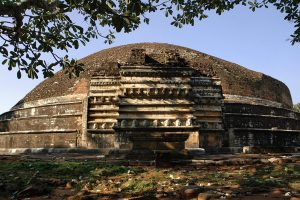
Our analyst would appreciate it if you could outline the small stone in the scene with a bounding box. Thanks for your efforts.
[268,158,283,164]
[291,198,300,200]
[83,183,93,191]
[182,185,202,199]
[215,160,225,165]
[269,189,283,198]
[268,157,278,163]
[66,182,75,189]
[285,192,292,197]
[225,192,231,197]
[260,159,269,164]
[197,193,212,200]
[230,184,240,189]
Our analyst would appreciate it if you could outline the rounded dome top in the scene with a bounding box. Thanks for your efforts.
[20,43,292,108]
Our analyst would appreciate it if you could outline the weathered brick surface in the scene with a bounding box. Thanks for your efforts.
[0,95,83,148]
[18,43,292,109]
[224,103,300,118]
[232,131,299,147]
[0,132,77,148]
[0,104,82,120]
[225,115,300,130]
[86,134,115,149]
[0,44,298,152]
[224,103,300,129]
[224,103,300,147]
[1,117,81,132]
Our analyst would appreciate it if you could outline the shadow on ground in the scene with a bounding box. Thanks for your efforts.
[0,154,299,200]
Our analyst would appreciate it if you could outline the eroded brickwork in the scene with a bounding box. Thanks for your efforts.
[0,44,299,154]
[19,43,293,109]
[0,95,84,148]
[224,103,300,147]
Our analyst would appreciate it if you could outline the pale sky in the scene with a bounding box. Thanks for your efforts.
[0,6,299,114]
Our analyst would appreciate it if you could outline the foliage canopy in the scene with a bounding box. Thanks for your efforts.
[0,0,299,79]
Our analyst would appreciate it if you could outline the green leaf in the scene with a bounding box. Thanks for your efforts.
[2,59,7,65]
[74,40,79,49]
[17,70,21,79]
[21,59,28,65]
[112,15,123,32]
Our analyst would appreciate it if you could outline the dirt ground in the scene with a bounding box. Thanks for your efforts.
[0,153,299,200]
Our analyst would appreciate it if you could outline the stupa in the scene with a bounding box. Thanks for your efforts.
[0,43,299,156]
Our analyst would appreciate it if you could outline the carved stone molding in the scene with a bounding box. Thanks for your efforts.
[115,118,194,128]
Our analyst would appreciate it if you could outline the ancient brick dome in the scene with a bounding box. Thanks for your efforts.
[0,43,299,155]
[21,43,292,109]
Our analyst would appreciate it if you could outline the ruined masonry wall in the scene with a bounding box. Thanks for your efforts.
[0,95,85,148]
[224,103,300,147]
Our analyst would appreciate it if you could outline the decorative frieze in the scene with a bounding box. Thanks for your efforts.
[114,118,193,128]
[120,87,191,97]
[88,96,119,104]
[120,69,193,77]
[88,122,116,130]
[192,120,223,130]
[90,81,120,86]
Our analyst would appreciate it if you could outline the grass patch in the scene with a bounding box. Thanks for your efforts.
[240,177,286,188]
[91,165,144,177]
[0,160,144,196]
[1,159,300,198]
[121,178,157,194]
[0,161,144,179]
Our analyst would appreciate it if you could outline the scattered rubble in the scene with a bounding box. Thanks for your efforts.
[0,153,299,199]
